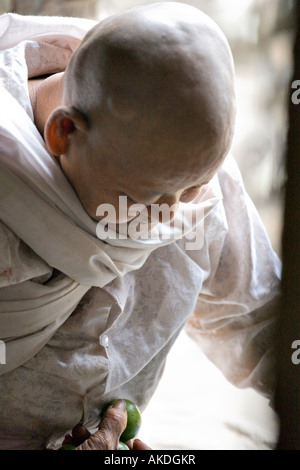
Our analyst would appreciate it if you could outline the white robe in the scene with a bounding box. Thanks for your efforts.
[0,13,281,449]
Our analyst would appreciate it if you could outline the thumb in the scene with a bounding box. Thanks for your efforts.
[75,399,127,450]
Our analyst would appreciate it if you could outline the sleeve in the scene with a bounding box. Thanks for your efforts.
[184,154,281,399]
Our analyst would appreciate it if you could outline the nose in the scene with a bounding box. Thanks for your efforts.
[144,186,202,223]
[154,186,202,209]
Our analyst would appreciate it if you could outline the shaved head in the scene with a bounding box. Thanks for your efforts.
[51,2,237,219]
[63,2,236,180]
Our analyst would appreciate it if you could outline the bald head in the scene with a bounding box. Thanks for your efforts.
[63,2,236,182]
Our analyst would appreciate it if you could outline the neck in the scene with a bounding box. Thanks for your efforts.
[28,72,65,136]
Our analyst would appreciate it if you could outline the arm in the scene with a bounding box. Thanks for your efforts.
[185,154,281,399]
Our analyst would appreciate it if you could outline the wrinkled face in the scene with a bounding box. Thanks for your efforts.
[59,60,228,225]
[58,2,235,225]
[58,128,220,225]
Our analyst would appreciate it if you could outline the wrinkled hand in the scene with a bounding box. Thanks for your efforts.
[62,399,151,450]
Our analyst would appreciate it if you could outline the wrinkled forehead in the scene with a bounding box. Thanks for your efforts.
[92,119,224,193]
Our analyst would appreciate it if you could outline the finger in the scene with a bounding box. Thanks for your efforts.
[71,424,91,447]
[131,438,152,450]
[62,434,74,445]
[75,399,127,450]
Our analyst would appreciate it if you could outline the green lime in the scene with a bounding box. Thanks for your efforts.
[120,399,142,442]
[118,441,130,450]
[102,398,142,442]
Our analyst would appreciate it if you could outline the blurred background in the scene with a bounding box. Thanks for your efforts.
[0,0,295,450]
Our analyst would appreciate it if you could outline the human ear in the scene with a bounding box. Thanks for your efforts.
[44,106,89,156]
